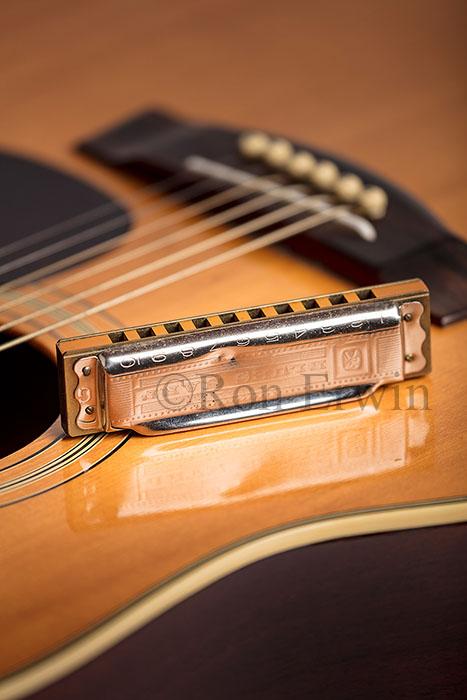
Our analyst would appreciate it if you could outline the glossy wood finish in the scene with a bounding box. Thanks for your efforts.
[0,0,466,693]
[29,525,467,700]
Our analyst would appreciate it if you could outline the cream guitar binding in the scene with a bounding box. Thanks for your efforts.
[57,278,430,437]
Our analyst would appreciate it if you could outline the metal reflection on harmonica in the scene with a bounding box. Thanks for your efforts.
[56,279,430,437]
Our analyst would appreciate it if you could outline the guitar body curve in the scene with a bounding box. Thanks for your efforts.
[0,3,466,696]
[26,523,467,700]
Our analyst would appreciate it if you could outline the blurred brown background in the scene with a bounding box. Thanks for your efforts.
[0,0,465,232]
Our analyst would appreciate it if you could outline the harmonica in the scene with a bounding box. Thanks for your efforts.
[57,279,431,437]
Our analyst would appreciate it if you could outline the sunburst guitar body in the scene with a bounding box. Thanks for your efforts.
[0,110,466,700]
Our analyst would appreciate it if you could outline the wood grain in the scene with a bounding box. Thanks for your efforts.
[28,525,467,700]
[0,0,465,690]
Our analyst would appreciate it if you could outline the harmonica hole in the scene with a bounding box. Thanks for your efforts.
[220,312,239,324]
[165,322,184,333]
[274,303,293,314]
[109,331,128,343]
[357,288,376,300]
[248,308,265,319]
[302,298,318,310]
[193,316,211,329]
[329,294,347,305]
[136,326,155,338]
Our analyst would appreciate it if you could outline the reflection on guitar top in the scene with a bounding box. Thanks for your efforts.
[66,384,430,528]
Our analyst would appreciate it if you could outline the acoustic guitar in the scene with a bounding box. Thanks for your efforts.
[0,104,465,700]
[0,3,466,697]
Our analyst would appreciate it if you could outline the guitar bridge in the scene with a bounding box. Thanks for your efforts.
[57,279,431,437]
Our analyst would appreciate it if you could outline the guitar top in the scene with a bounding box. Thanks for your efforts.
[0,2,466,699]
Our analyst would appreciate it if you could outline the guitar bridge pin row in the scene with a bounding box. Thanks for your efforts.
[238,131,388,220]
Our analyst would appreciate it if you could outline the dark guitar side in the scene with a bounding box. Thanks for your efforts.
[29,524,467,700]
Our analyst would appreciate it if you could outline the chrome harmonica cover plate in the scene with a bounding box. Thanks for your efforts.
[57,279,430,436]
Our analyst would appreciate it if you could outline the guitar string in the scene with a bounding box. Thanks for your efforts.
[0,170,229,279]
[0,186,288,331]
[0,205,347,353]
[0,179,197,299]
[0,171,188,259]
[1,152,279,282]
[0,170,312,318]
[0,188,312,334]
[1,160,342,308]
[0,167,294,299]
[0,172,258,305]
[0,171,292,316]
[0,180,334,334]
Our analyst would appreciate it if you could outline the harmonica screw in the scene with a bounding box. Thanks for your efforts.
[82,366,92,376]
[85,406,95,415]
[405,353,415,362]
[403,312,413,322]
